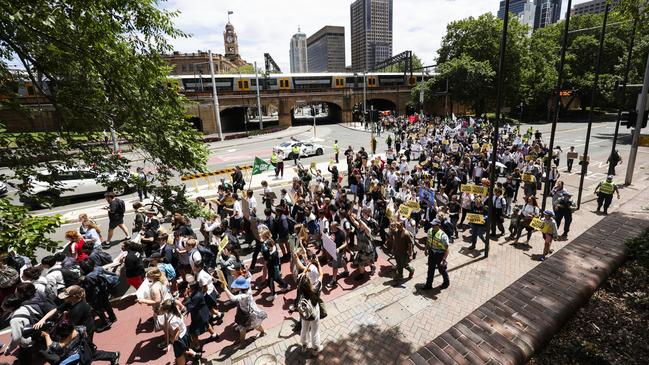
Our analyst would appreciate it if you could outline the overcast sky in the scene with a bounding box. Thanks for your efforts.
[164,0,589,71]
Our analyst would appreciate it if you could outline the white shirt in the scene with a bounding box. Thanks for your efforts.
[248,196,258,216]
[188,249,201,272]
[197,269,216,295]
[164,313,187,338]
[233,200,243,219]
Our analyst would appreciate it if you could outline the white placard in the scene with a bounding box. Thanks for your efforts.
[322,234,337,261]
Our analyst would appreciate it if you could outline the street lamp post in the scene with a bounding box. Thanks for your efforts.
[577,2,610,209]
[541,0,573,211]
[485,0,511,258]
[208,50,223,140]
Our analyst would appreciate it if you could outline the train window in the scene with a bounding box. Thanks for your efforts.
[238,80,243,89]
[243,81,249,89]
[27,86,35,95]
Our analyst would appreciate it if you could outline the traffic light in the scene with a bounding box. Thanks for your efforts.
[622,110,649,129]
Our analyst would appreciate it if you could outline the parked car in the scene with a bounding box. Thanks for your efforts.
[273,140,324,160]
[21,167,132,203]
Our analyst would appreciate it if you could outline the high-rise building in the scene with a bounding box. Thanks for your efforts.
[498,0,536,31]
[289,27,308,73]
[572,0,620,16]
[350,0,393,72]
[307,26,345,73]
[533,0,562,29]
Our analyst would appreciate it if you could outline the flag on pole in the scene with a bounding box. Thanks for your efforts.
[252,157,273,175]
[228,10,233,15]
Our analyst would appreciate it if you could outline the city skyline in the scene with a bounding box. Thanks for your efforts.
[164,0,592,73]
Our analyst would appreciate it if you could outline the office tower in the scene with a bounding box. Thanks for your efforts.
[572,0,620,16]
[350,0,393,72]
[290,27,308,73]
[534,0,562,29]
[307,26,346,72]
[498,0,536,30]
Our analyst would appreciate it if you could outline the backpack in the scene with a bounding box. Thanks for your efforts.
[297,297,315,321]
[77,328,96,365]
[115,198,126,215]
[90,250,113,266]
[51,267,81,287]
[35,277,58,302]
[196,245,216,269]
[101,271,120,289]
[157,263,176,281]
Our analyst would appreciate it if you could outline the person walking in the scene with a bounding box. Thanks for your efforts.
[606,149,622,176]
[104,192,129,247]
[489,189,506,237]
[159,299,200,365]
[220,276,267,344]
[540,210,558,261]
[595,175,620,215]
[566,146,576,172]
[292,144,301,165]
[416,219,449,291]
[555,192,575,239]
[387,221,414,280]
[297,274,323,354]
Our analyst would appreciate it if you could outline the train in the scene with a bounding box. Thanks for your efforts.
[168,72,432,94]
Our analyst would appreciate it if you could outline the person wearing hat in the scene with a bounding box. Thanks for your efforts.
[594,175,620,215]
[34,285,97,341]
[555,191,576,239]
[540,210,558,261]
[133,202,146,233]
[219,276,267,343]
[416,218,450,291]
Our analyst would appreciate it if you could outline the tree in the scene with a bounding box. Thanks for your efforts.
[0,0,209,256]
[430,13,529,116]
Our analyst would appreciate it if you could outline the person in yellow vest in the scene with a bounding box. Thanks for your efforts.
[291,144,300,165]
[333,140,340,163]
[540,210,558,261]
[415,219,449,291]
[271,150,284,179]
[594,175,620,215]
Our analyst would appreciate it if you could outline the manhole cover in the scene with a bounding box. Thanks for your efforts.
[255,354,279,365]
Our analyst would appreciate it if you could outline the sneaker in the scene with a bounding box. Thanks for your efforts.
[101,241,111,249]
[440,283,449,289]
[111,352,120,365]
[415,283,432,291]
[540,256,545,262]
[96,323,112,333]
[407,268,415,279]
[266,294,276,302]
[339,271,350,278]
[125,236,132,241]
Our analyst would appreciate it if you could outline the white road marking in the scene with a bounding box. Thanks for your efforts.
[227,149,237,153]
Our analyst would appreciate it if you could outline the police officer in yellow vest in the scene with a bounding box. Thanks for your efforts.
[291,144,300,165]
[416,219,450,291]
[333,140,340,163]
[595,175,620,215]
[271,151,284,179]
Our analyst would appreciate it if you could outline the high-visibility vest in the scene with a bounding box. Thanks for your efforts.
[333,143,339,153]
[427,228,447,252]
[599,181,615,195]
[270,153,278,164]
[292,146,300,155]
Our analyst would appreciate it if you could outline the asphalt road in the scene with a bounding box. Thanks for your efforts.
[28,120,649,261]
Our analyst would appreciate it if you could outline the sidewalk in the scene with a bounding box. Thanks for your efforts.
[201,171,649,364]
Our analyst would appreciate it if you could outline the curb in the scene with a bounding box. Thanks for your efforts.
[204,126,313,149]
[337,122,372,134]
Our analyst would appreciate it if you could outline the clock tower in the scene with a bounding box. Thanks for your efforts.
[223,22,239,57]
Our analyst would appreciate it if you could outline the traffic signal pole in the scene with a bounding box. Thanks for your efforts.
[624,50,649,185]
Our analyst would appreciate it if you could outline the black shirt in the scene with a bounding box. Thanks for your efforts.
[58,300,95,338]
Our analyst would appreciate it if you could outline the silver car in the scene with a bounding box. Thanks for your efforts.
[23,167,131,201]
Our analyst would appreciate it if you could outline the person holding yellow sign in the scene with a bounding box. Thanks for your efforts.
[467,198,488,251]
[539,210,558,261]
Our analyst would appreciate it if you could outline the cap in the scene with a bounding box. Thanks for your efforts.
[543,210,555,216]
[231,276,250,290]
[58,285,84,300]
[607,175,614,180]
[145,209,156,214]
[431,219,442,226]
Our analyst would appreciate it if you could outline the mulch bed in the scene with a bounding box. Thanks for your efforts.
[528,230,649,365]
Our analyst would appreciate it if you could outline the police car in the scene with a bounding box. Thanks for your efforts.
[273,140,324,160]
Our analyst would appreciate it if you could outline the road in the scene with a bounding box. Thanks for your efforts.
[27,120,649,262]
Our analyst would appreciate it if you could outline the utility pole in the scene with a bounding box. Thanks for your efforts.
[312,103,317,140]
[610,16,639,175]
[485,0,510,259]
[208,50,223,139]
[542,0,572,211]
[254,61,263,130]
[577,3,610,209]
[625,51,649,185]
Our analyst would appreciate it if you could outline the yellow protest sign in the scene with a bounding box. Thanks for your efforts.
[223,196,235,206]
[466,213,485,225]
[442,140,450,145]
[472,143,481,150]
[329,159,335,166]
[529,218,546,232]
[310,161,317,170]
[522,173,536,183]
[218,235,229,252]
[481,144,491,152]
[405,200,421,212]
[432,162,440,168]
[472,185,488,196]
[460,184,474,193]
[398,205,412,218]
[525,155,534,161]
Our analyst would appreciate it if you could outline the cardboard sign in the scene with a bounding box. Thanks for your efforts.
[223,196,235,206]
[432,162,440,169]
[310,161,317,170]
[529,217,546,232]
[398,205,412,218]
[322,234,337,261]
[460,184,488,196]
[249,217,260,241]
[405,200,421,212]
[522,173,536,183]
[567,152,579,160]
[466,213,485,225]
[460,184,474,193]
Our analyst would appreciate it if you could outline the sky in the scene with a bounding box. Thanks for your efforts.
[165,0,588,71]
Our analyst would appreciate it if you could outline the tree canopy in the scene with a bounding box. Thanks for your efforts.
[0,0,209,255]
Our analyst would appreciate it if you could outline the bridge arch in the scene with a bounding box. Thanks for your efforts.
[290,101,343,126]
[366,98,397,113]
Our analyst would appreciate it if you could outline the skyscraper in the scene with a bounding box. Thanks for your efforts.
[498,0,536,31]
[534,0,562,29]
[307,26,345,73]
[350,0,393,72]
[572,0,620,16]
[289,27,308,73]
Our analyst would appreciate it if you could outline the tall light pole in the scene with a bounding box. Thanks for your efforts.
[208,50,223,139]
[577,2,610,209]
[485,0,511,258]
[254,61,263,130]
[625,51,649,185]
[541,0,572,211]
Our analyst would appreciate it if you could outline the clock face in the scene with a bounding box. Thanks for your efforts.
[226,35,234,43]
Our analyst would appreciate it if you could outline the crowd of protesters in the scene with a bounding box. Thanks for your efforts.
[0,113,601,365]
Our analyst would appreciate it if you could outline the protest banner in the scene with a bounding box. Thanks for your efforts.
[322,234,337,261]
[529,217,546,232]
[466,213,485,225]
[442,139,450,145]
[567,152,579,160]
[405,200,421,212]
[398,205,412,218]
[472,185,488,196]
[522,173,536,183]
[472,143,481,150]
[460,184,474,193]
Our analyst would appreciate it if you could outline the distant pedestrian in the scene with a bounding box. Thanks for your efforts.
[333,140,340,163]
[566,146,576,172]
[595,175,620,215]
[540,210,558,261]
[104,192,129,245]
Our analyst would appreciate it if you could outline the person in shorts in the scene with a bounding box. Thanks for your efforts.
[104,192,130,246]
[326,222,349,288]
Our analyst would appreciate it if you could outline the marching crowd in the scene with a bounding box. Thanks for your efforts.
[0,114,621,365]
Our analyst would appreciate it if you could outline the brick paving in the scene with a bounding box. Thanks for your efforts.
[205,177,649,364]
